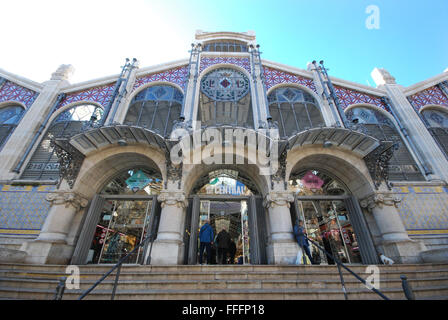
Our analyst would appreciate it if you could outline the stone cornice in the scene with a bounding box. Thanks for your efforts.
[45,191,89,211]
[264,191,294,208]
[403,71,448,96]
[158,190,188,208]
[0,68,43,92]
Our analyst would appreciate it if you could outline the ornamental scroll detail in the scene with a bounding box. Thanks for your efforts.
[363,141,397,190]
[50,138,85,189]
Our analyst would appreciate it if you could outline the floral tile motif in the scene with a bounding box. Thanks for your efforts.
[333,85,389,112]
[263,66,316,93]
[200,57,251,75]
[57,82,117,110]
[0,80,38,108]
[134,65,189,92]
[407,85,448,111]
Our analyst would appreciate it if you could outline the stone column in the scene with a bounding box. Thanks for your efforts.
[264,190,298,264]
[0,65,74,180]
[360,191,427,263]
[150,190,188,265]
[20,190,88,264]
[371,68,448,182]
[307,62,340,127]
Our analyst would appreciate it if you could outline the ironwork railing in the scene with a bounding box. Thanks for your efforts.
[304,235,390,300]
[73,233,156,300]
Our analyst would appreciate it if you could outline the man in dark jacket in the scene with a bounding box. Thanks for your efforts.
[216,227,231,264]
[293,220,314,264]
[198,220,214,264]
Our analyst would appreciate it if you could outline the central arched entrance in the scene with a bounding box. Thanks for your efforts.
[183,167,268,265]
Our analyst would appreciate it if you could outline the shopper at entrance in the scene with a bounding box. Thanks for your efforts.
[294,220,314,264]
[199,220,214,264]
[216,227,231,264]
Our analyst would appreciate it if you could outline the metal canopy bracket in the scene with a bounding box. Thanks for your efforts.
[51,138,86,189]
[363,140,397,190]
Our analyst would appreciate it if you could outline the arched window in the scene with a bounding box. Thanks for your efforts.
[421,108,448,157]
[124,85,183,137]
[21,104,103,180]
[0,105,25,149]
[267,87,324,137]
[346,107,424,181]
[198,68,253,128]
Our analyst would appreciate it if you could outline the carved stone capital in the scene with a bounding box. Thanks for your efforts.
[360,192,401,211]
[158,191,188,208]
[264,191,294,209]
[46,191,89,211]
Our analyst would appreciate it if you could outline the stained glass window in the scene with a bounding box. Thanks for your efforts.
[202,40,248,53]
[21,104,103,180]
[421,108,448,158]
[198,68,253,128]
[0,105,25,149]
[124,85,183,137]
[268,87,324,137]
[346,107,424,181]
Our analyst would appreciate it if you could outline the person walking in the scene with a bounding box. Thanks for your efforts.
[293,220,314,264]
[198,220,214,264]
[216,227,231,264]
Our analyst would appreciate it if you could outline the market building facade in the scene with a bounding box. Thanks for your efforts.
[0,31,448,266]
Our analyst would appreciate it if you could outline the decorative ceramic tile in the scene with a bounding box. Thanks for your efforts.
[0,80,38,108]
[408,85,448,111]
[134,65,189,92]
[263,66,316,93]
[200,57,251,75]
[57,83,116,110]
[333,85,389,112]
[0,184,56,236]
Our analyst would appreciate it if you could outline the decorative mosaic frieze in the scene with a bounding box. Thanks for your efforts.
[0,80,38,108]
[0,184,56,236]
[392,186,448,235]
[333,85,389,112]
[134,65,189,92]
[263,66,316,93]
[200,57,251,75]
[407,85,448,111]
[58,82,116,110]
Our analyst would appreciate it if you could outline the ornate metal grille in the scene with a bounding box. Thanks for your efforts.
[21,104,103,181]
[202,41,248,52]
[198,68,253,128]
[422,108,448,158]
[267,87,324,137]
[0,105,24,149]
[124,85,183,138]
[346,107,424,181]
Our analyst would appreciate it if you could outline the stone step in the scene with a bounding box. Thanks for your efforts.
[1,263,447,274]
[1,276,447,291]
[1,268,448,282]
[0,285,447,300]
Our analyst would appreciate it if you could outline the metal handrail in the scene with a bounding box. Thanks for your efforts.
[77,233,155,300]
[304,235,390,300]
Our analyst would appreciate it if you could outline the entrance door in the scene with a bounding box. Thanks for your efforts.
[184,195,266,265]
[71,195,161,265]
[293,196,378,265]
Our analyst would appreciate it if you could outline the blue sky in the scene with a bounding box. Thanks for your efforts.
[1,0,447,87]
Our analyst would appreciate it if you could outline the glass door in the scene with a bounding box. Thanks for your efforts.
[89,199,152,264]
[296,199,362,265]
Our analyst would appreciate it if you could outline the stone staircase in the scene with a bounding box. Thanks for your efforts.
[0,263,447,300]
